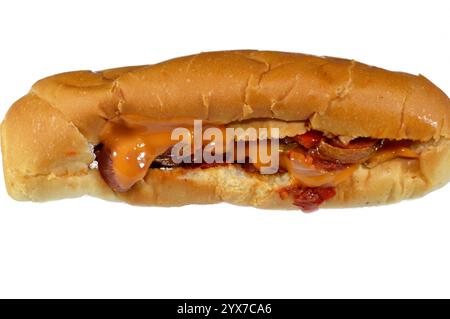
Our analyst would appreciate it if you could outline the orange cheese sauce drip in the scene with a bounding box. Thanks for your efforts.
[367,145,419,166]
[100,115,201,191]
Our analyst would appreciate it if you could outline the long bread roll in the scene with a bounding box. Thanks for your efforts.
[1,51,449,210]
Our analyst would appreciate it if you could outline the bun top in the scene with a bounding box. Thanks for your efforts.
[26,50,449,142]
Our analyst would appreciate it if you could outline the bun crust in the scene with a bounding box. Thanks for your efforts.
[2,50,449,208]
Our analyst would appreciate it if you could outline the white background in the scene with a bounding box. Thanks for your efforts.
[0,0,449,298]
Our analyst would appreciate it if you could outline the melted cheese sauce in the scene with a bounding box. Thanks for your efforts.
[99,115,419,192]
[100,115,200,191]
[365,145,419,168]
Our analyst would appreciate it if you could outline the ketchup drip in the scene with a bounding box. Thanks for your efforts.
[279,186,336,212]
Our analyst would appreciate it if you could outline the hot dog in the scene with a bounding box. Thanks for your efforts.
[1,51,449,210]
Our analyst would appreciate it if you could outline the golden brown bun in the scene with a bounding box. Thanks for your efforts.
[1,50,449,208]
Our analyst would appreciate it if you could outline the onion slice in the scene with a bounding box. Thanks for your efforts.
[280,151,357,187]
[316,140,380,164]
[95,145,130,193]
